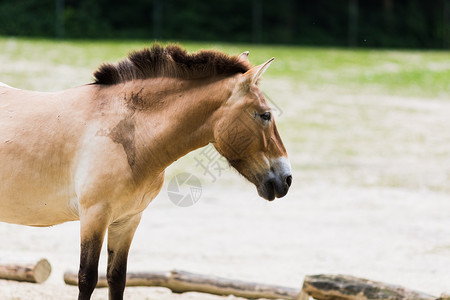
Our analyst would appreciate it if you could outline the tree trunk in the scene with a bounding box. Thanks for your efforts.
[64,269,300,299]
[300,274,436,300]
[0,258,51,283]
[348,0,359,47]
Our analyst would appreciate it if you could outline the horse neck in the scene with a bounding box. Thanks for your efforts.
[123,76,236,172]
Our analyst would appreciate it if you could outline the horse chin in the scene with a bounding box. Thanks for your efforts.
[257,182,276,201]
[256,175,291,201]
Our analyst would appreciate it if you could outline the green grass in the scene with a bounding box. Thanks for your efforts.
[1,37,448,97]
[1,37,449,192]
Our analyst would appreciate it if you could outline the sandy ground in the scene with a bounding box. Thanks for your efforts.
[1,179,450,299]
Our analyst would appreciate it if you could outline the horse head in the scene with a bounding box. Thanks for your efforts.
[213,53,292,200]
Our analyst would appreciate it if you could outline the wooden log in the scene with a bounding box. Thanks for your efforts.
[64,269,301,299]
[300,274,436,300]
[0,258,51,283]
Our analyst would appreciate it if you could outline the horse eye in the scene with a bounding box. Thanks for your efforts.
[260,112,271,121]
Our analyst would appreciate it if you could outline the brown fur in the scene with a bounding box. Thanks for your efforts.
[0,52,291,300]
[93,44,250,85]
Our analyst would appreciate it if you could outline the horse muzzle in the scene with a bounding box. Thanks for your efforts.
[257,157,292,201]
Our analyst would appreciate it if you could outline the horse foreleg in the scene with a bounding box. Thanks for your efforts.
[78,205,110,300]
[107,213,142,300]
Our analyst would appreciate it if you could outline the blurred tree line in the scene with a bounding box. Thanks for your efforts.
[0,0,448,48]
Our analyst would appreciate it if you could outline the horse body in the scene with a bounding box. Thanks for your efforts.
[0,86,83,225]
[0,77,223,225]
[0,45,292,300]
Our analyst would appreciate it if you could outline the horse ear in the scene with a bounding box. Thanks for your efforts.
[238,51,249,62]
[243,57,274,85]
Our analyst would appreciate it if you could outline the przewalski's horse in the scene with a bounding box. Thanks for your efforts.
[0,44,292,299]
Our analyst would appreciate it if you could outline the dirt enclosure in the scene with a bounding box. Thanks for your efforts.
[1,180,449,299]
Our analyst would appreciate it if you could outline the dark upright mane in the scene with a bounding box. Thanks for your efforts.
[93,44,250,85]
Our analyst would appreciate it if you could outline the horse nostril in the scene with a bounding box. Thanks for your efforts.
[285,175,292,187]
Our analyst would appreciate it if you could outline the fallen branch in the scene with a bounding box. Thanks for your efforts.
[300,274,436,300]
[0,258,51,283]
[64,270,441,300]
[64,269,300,299]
